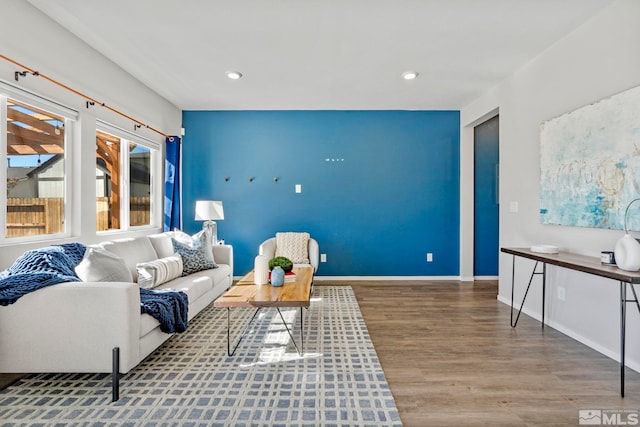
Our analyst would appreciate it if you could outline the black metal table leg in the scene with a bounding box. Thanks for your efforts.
[112,347,120,402]
[621,281,626,398]
[511,255,515,326]
[542,263,547,328]
[227,307,262,356]
[276,308,303,355]
[511,260,545,328]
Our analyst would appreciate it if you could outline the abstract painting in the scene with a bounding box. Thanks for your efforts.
[540,84,640,230]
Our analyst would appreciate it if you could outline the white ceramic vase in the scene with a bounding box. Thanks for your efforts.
[614,234,640,271]
[254,255,269,284]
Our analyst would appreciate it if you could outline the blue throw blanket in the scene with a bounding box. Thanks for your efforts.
[0,243,86,306]
[140,288,189,333]
[0,243,188,334]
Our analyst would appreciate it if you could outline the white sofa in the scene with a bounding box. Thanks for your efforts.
[0,231,233,399]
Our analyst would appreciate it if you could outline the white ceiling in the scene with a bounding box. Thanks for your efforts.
[28,0,615,111]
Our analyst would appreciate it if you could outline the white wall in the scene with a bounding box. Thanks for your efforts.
[461,0,640,370]
[0,2,181,268]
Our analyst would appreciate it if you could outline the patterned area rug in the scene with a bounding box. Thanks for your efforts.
[0,286,402,426]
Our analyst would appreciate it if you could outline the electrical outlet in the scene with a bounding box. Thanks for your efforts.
[557,286,566,301]
[427,253,433,262]
[320,254,327,263]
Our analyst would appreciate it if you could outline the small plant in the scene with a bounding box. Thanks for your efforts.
[268,256,293,273]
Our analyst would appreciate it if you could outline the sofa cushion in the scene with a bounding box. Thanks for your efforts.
[75,247,133,282]
[275,232,310,264]
[172,238,217,275]
[136,254,183,289]
[155,274,213,304]
[100,237,158,281]
[191,265,231,290]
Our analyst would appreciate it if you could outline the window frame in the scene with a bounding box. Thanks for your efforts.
[96,120,158,234]
[0,82,77,244]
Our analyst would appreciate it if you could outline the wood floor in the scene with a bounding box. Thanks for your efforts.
[2,280,640,426]
[344,280,640,427]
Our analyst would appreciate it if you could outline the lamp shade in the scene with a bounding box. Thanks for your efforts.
[194,200,224,221]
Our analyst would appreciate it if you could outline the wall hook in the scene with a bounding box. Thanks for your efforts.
[224,176,230,182]
[274,177,279,183]
[249,177,254,182]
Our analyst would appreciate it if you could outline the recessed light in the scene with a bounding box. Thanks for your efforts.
[226,71,243,80]
[402,71,418,80]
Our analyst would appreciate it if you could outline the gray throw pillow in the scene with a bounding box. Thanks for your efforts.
[173,229,216,264]
[171,238,217,276]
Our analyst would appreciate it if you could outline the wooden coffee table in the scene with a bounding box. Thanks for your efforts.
[214,266,313,356]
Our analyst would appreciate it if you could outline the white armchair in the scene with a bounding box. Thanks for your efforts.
[259,232,319,272]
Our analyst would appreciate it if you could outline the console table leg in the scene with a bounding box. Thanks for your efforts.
[511,255,515,326]
[511,261,542,328]
[542,263,547,329]
[621,281,626,398]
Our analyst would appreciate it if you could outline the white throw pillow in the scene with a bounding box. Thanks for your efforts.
[136,253,183,289]
[75,247,134,282]
[275,232,310,264]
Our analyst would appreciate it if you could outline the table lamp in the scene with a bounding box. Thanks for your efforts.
[195,200,224,244]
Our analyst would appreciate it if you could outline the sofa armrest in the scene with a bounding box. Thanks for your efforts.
[0,281,141,374]
[213,244,233,279]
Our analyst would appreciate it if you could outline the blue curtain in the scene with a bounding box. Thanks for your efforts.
[164,136,181,231]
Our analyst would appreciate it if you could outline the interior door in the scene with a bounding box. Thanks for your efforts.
[474,115,499,276]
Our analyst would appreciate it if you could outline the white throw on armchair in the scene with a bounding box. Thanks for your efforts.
[259,232,319,272]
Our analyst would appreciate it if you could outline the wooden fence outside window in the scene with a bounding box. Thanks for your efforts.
[6,197,150,237]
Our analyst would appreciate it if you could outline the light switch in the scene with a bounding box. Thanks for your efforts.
[509,201,519,213]
[295,184,302,193]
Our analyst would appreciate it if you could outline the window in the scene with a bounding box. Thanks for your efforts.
[129,143,151,227]
[96,124,156,232]
[3,96,73,239]
[0,83,158,242]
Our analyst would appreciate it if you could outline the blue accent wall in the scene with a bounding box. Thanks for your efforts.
[181,110,460,276]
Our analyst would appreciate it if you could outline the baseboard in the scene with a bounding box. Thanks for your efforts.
[313,276,461,281]
[474,276,499,281]
[233,275,470,281]
[496,295,640,374]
